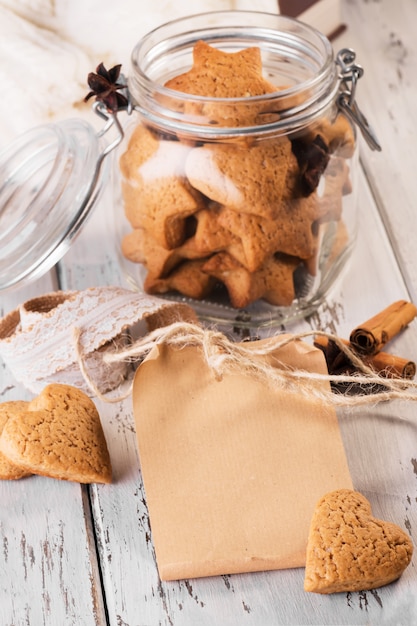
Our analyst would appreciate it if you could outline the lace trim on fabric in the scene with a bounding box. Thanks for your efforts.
[0,286,196,396]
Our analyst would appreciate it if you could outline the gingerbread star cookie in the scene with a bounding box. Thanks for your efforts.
[120,125,203,249]
[164,40,277,127]
[165,40,276,98]
[145,259,217,300]
[185,138,293,219]
[202,251,299,308]
[218,193,320,272]
[122,227,205,277]
[304,489,413,593]
[0,384,112,484]
[317,156,352,223]
[192,206,239,254]
[118,38,355,310]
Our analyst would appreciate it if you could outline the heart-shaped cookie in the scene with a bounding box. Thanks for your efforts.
[0,384,111,484]
[304,489,413,593]
[0,401,32,479]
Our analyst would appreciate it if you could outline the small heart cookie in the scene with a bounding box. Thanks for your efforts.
[0,401,32,479]
[0,384,112,484]
[304,489,413,593]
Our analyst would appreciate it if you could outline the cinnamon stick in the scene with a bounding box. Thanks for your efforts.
[314,335,416,380]
[369,351,416,380]
[349,300,417,356]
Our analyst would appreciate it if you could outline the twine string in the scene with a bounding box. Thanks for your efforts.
[73,322,417,407]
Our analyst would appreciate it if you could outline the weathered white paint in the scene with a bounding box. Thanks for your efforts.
[338,0,417,304]
[0,1,416,624]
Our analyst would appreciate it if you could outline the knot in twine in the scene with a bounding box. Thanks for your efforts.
[74,321,417,408]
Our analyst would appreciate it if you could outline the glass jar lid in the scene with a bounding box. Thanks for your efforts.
[0,117,107,292]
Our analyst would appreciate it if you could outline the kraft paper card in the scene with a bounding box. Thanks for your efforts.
[133,335,353,581]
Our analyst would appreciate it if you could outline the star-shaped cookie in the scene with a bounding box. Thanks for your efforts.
[164,40,277,126]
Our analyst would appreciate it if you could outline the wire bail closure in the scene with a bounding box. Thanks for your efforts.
[92,99,125,170]
[336,48,381,152]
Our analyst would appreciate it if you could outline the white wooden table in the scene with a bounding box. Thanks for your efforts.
[1,1,417,624]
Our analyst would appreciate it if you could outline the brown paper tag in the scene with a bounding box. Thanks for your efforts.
[133,336,353,581]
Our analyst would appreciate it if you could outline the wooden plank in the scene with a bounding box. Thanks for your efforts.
[336,0,417,302]
[2,1,415,622]
[0,273,108,626]
[0,477,107,626]
[72,167,417,625]
[53,25,417,617]
[55,186,128,292]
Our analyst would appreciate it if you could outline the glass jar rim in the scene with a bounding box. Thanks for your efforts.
[128,10,339,137]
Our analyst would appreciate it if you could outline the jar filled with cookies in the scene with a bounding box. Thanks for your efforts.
[110,11,380,328]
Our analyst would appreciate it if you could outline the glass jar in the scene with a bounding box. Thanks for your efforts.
[0,11,379,329]
[112,11,368,328]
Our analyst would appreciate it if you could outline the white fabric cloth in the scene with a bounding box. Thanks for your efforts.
[0,0,278,148]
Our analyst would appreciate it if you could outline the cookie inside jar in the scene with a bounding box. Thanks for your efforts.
[117,19,358,327]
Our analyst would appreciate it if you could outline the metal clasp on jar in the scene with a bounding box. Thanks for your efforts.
[336,48,382,151]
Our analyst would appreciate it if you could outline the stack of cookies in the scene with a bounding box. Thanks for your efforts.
[120,41,354,309]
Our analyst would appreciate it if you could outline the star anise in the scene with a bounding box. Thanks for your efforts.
[291,134,330,196]
[84,62,128,112]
